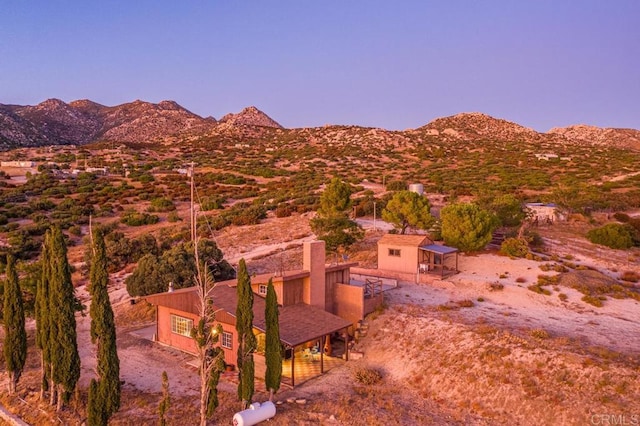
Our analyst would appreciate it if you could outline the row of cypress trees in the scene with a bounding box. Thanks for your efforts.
[2,225,121,424]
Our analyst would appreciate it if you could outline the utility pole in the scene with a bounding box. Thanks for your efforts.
[373,202,377,231]
[190,162,195,242]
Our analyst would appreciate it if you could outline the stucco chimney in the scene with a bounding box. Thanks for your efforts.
[303,241,326,310]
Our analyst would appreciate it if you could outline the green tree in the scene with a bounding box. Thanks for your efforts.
[125,240,235,297]
[87,229,120,425]
[264,279,282,402]
[3,254,27,394]
[235,259,256,409]
[46,226,81,410]
[382,190,434,234]
[311,178,363,252]
[487,194,526,228]
[317,177,352,217]
[440,203,498,252]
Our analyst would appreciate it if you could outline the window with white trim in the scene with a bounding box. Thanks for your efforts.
[221,331,233,349]
[170,314,193,337]
[258,284,268,295]
[388,248,401,257]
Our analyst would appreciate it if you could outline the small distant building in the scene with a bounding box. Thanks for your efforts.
[0,161,36,168]
[377,234,458,279]
[534,153,559,161]
[85,167,109,175]
[526,203,561,224]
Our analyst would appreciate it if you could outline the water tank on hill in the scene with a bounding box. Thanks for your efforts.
[408,183,424,195]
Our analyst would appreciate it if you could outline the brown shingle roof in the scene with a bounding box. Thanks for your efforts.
[145,284,351,348]
[378,234,432,247]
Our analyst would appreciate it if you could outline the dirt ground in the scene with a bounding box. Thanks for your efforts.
[2,213,640,425]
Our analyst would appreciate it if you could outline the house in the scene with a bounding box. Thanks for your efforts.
[377,234,458,279]
[144,241,384,387]
[0,161,36,168]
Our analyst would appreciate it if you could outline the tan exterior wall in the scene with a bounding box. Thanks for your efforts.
[333,284,365,325]
[378,243,419,274]
[157,306,198,354]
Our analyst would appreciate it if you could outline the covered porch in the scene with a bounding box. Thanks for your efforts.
[254,303,353,388]
[418,244,459,278]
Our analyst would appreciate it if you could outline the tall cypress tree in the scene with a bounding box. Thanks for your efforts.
[3,254,27,394]
[47,226,81,410]
[35,232,52,400]
[264,279,282,402]
[87,229,120,425]
[235,259,256,408]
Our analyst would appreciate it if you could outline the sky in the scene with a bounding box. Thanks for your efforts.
[1,1,639,132]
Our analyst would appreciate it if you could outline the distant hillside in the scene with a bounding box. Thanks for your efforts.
[1,98,639,151]
[0,99,278,149]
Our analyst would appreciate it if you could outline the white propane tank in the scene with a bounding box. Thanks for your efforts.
[232,401,276,426]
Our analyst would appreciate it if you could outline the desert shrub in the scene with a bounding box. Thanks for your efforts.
[121,210,160,226]
[275,203,293,218]
[457,299,474,308]
[586,223,635,249]
[620,271,640,283]
[200,196,225,211]
[558,293,568,302]
[385,180,406,191]
[582,295,604,307]
[515,277,527,283]
[528,284,551,295]
[500,237,529,258]
[354,368,382,385]
[613,212,630,222]
[148,197,175,212]
[167,211,181,222]
[489,282,504,291]
[530,328,549,339]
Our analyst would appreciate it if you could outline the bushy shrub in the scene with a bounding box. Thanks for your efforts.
[620,271,640,283]
[500,238,529,258]
[354,368,382,385]
[121,210,160,226]
[148,197,175,212]
[586,223,635,249]
[275,203,293,218]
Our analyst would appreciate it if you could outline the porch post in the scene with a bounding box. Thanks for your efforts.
[320,336,325,373]
[345,328,350,361]
[291,345,295,387]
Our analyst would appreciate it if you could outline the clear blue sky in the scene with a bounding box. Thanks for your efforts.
[1,1,639,131]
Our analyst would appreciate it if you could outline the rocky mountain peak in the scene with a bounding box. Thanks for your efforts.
[419,112,539,141]
[219,106,282,129]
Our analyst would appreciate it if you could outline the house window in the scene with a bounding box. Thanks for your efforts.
[170,314,193,337]
[221,331,233,349]
[388,248,401,257]
[258,284,268,295]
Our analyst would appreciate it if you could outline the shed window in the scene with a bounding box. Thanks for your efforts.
[170,314,193,337]
[388,248,401,257]
[258,284,268,295]
[221,331,233,349]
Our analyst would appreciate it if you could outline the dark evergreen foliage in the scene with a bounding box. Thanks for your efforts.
[88,229,121,423]
[3,254,27,393]
[264,279,282,400]
[235,259,256,408]
[46,226,81,408]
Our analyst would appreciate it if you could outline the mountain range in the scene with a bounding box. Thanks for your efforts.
[1,98,639,151]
